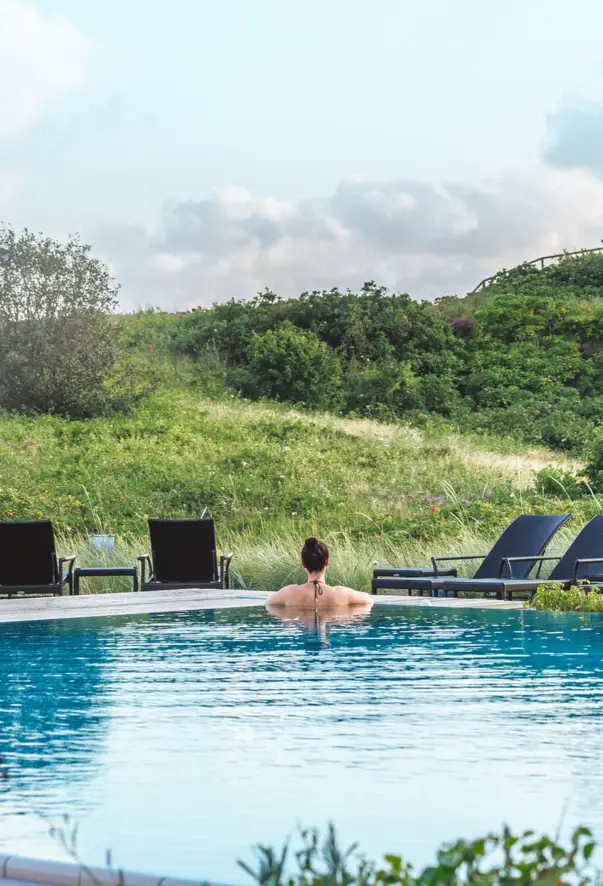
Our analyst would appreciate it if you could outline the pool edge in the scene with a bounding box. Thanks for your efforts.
[0,854,235,886]
[0,590,525,625]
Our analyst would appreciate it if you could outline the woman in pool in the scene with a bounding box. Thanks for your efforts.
[266,537,373,609]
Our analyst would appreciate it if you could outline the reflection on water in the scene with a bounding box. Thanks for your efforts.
[1,606,603,881]
[265,602,373,646]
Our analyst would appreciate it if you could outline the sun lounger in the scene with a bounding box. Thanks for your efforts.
[138,517,233,592]
[440,514,603,600]
[371,513,570,596]
[0,520,75,597]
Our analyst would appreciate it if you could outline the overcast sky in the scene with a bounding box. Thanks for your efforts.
[4,0,603,309]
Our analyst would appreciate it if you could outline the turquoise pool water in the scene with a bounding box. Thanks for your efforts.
[1,604,603,883]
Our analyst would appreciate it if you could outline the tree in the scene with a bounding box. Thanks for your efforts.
[0,227,122,417]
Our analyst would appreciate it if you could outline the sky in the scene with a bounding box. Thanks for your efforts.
[4,0,603,309]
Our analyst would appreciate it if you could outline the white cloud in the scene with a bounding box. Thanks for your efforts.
[0,0,87,140]
[150,253,186,274]
[100,164,603,310]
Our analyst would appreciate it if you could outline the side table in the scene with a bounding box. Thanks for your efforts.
[73,566,138,595]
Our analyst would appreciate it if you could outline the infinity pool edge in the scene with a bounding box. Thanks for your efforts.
[0,589,523,624]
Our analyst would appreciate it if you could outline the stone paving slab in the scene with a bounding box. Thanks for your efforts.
[0,589,523,624]
[375,594,524,609]
[0,589,268,624]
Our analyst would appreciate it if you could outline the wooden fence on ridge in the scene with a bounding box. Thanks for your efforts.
[470,245,603,293]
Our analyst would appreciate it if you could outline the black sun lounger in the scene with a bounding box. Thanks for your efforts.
[0,520,75,597]
[440,514,603,601]
[138,517,233,592]
[371,513,571,596]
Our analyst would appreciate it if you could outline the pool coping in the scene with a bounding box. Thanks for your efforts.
[0,854,231,886]
[0,589,523,623]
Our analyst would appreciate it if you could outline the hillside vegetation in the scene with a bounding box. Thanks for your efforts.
[2,232,603,591]
[171,251,603,455]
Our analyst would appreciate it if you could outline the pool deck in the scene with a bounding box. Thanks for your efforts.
[0,589,524,623]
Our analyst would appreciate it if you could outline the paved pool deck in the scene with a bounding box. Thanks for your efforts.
[0,589,524,624]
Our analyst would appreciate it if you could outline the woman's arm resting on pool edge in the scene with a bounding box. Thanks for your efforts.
[266,586,294,605]
[338,587,374,605]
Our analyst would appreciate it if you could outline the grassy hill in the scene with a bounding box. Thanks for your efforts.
[0,386,590,592]
[2,241,603,592]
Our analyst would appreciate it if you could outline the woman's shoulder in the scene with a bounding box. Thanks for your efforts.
[332,585,374,604]
[266,583,305,604]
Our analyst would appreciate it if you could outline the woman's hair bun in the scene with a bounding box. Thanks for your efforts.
[301,536,329,572]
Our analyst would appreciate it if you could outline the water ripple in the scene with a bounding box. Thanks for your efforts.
[1,606,603,882]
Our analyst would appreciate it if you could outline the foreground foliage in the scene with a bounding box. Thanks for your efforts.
[530,582,603,611]
[239,823,598,886]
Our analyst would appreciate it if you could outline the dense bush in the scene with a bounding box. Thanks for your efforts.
[173,283,463,419]
[170,254,603,452]
[232,323,343,409]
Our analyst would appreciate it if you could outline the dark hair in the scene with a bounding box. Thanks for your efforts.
[301,537,329,572]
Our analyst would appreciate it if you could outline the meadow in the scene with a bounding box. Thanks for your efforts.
[0,384,590,593]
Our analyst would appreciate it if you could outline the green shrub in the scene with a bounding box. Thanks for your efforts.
[234,323,343,409]
[529,582,603,611]
[534,467,586,498]
[344,360,419,416]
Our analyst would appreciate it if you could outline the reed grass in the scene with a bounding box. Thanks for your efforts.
[58,518,578,595]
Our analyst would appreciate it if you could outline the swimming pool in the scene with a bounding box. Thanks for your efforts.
[1,604,603,883]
